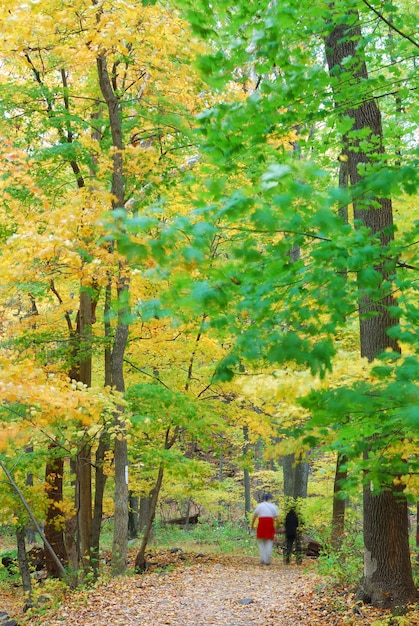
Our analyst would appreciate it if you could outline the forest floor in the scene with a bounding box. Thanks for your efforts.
[1,550,419,625]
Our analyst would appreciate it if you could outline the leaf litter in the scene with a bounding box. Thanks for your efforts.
[2,551,419,625]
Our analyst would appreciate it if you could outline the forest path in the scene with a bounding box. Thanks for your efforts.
[21,554,347,626]
[3,552,407,625]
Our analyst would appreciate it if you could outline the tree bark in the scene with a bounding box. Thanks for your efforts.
[139,496,151,532]
[134,425,178,571]
[91,430,111,569]
[325,10,416,606]
[96,39,130,574]
[77,442,92,572]
[44,448,67,578]
[330,159,349,550]
[362,483,415,607]
[283,453,308,499]
[331,453,347,550]
[16,526,32,596]
[73,288,94,576]
[243,426,251,519]
[25,445,36,545]
[135,465,165,573]
[128,492,139,539]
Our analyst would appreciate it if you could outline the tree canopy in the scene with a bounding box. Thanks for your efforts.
[0,0,418,608]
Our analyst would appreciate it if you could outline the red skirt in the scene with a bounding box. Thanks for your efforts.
[257,517,275,540]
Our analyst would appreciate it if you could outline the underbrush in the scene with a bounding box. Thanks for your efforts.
[150,521,255,556]
[313,531,363,587]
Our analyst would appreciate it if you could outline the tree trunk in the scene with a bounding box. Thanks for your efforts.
[331,453,347,550]
[139,496,151,532]
[183,499,192,531]
[77,442,92,572]
[134,425,179,571]
[243,426,251,519]
[104,279,113,387]
[128,492,139,539]
[135,465,165,572]
[65,513,79,585]
[44,448,67,578]
[110,322,129,575]
[330,157,350,551]
[283,453,308,499]
[25,445,36,545]
[73,288,94,576]
[96,40,130,576]
[16,526,32,597]
[362,483,415,607]
[243,467,251,518]
[89,283,113,572]
[91,430,111,568]
[325,10,416,606]
[111,434,129,575]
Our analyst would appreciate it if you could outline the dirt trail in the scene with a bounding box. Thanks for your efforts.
[4,553,410,625]
[19,556,336,626]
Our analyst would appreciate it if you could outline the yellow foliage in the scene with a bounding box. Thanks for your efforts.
[0,425,20,451]
[0,350,118,451]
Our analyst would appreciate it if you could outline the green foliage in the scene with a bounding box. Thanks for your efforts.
[295,352,419,489]
[0,549,19,582]
[315,528,364,586]
[127,383,221,446]
[152,521,254,556]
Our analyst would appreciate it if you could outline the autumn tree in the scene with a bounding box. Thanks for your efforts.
[0,0,210,577]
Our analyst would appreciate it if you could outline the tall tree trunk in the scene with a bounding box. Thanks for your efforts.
[96,44,130,575]
[76,289,93,573]
[128,492,139,539]
[363,482,414,607]
[135,465,165,573]
[91,430,111,569]
[88,281,113,573]
[55,277,96,580]
[58,68,95,579]
[134,427,179,572]
[325,9,416,606]
[67,287,95,577]
[77,442,92,572]
[283,453,308,499]
[139,496,151,532]
[16,526,32,597]
[331,162,349,549]
[25,446,36,545]
[331,453,347,550]
[243,426,251,519]
[44,448,67,578]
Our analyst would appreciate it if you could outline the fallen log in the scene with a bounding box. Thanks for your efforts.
[1,546,46,576]
[163,513,200,526]
[274,533,322,557]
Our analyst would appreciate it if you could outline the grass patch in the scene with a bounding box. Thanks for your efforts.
[150,521,255,556]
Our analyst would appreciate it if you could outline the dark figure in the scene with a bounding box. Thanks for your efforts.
[284,508,299,564]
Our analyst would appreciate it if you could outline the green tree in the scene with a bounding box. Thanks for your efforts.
[324,3,416,604]
[139,0,418,606]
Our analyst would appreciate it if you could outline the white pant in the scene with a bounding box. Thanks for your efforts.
[257,539,274,564]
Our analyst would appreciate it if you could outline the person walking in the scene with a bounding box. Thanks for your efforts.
[251,493,279,565]
[284,507,299,564]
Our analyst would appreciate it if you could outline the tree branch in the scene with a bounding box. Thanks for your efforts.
[361,0,419,49]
